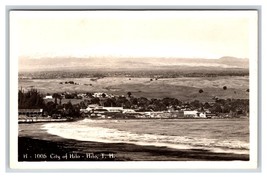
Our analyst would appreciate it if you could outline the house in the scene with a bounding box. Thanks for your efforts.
[170,111,184,118]
[84,104,100,112]
[18,109,43,117]
[93,92,110,98]
[122,109,136,113]
[103,107,123,113]
[197,112,207,118]
[85,105,124,118]
[44,95,53,99]
[149,112,164,118]
[184,110,198,118]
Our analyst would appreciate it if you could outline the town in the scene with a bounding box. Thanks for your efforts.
[18,86,249,123]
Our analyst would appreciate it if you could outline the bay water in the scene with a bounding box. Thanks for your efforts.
[42,118,249,155]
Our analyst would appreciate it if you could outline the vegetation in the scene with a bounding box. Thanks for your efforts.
[18,88,45,109]
[18,89,81,118]
[18,88,249,118]
[127,92,132,98]
[19,68,249,80]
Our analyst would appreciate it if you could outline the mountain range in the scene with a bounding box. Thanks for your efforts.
[19,56,249,72]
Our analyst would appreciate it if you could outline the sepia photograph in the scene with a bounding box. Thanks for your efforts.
[9,9,258,170]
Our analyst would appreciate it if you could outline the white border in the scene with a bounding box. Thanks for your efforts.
[9,8,259,171]
[1,0,266,176]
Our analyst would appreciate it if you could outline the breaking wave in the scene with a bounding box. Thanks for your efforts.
[42,119,249,155]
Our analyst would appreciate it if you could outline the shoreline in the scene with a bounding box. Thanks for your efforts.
[18,123,249,161]
[18,116,249,124]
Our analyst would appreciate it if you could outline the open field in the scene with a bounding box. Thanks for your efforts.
[19,76,249,102]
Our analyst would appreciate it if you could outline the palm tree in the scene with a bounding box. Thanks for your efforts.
[52,93,61,105]
[58,95,63,105]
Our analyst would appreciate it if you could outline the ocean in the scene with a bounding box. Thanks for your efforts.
[42,118,249,155]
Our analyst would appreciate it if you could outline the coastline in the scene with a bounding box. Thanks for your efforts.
[18,123,249,161]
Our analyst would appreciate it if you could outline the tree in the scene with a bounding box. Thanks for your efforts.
[199,89,204,93]
[103,98,116,107]
[116,96,129,107]
[123,100,132,109]
[52,93,61,105]
[45,101,57,116]
[79,101,87,109]
[203,102,211,109]
[211,103,222,113]
[131,97,138,105]
[62,101,80,117]
[190,100,201,109]
[91,97,100,105]
[162,97,172,107]
[86,92,93,98]
[65,93,75,99]
[138,97,149,106]
[18,88,45,109]
[222,104,231,113]
[102,93,106,98]
[223,86,227,90]
[127,92,132,98]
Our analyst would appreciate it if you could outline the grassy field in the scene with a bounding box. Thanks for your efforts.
[19,76,249,102]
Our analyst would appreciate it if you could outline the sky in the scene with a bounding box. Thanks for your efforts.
[10,10,257,59]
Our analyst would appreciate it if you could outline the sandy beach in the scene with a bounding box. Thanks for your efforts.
[18,122,249,162]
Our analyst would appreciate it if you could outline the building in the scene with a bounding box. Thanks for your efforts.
[170,111,184,118]
[122,109,136,113]
[85,105,124,118]
[184,110,198,118]
[184,110,207,118]
[149,112,164,118]
[197,112,207,118]
[44,95,53,99]
[86,105,124,113]
[93,92,113,98]
[18,109,43,117]
[103,107,123,113]
[85,104,100,112]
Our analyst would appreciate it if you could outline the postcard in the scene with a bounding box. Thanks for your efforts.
[9,9,259,170]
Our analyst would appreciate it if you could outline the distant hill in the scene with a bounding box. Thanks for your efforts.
[19,56,249,72]
[217,56,249,68]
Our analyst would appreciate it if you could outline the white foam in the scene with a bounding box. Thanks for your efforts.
[42,119,249,155]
